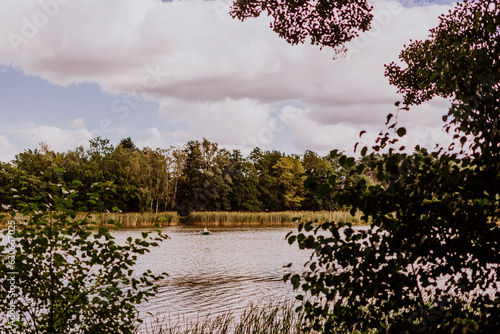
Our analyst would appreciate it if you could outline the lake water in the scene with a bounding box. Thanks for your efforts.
[112,225,312,324]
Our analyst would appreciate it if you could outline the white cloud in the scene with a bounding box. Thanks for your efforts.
[287,97,455,156]
[13,122,93,153]
[286,111,376,155]
[159,98,272,148]
[0,134,13,162]
[139,127,169,150]
[0,0,456,157]
[70,117,85,129]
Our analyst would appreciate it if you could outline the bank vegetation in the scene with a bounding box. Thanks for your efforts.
[0,210,366,228]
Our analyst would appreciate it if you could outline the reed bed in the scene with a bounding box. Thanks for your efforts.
[0,212,180,228]
[86,212,180,227]
[188,210,366,226]
[1,210,366,228]
[138,300,306,334]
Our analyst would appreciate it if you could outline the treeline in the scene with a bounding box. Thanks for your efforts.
[0,137,372,214]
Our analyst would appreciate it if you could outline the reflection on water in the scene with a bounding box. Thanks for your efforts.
[111,226,311,322]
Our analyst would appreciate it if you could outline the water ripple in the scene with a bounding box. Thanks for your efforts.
[110,226,310,323]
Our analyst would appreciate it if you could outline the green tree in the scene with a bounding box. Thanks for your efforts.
[230,0,373,54]
[0,163,24,209]
[164,146,187,211]
[274,155,306,210]
[226,150,262,211]
[176,139,208,216]
[287,1,500,332]
[13,143,57,177]
[118,137,137,151]
[9,144,58,202]
[0,180,168,334]
[107,145,143,212]
[249,148,284,211]
[175,139,233,214]
[137,147,171,213]
[301,150,335,211]
[205,146,233,211]
[80,137,116,196]
[57,145,87,183]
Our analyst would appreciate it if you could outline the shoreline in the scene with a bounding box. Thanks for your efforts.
[0,210,367,228]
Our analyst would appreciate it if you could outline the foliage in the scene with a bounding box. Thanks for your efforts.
[119,137,138,151]
[1,137,362,215]
[176,139,232,215]
[0,179,168,334]
[385,0,499,155]
[140,300,305,334]
[274,156,306,210]
[287,0,500,332]
[301,150,335,211]
[230,0,373,55]
[248,148,284,211]
[226,150,262,212]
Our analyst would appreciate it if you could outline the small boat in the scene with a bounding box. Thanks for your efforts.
[200,227,210,235]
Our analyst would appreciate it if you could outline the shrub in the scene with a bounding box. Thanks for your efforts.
[0,179,168,334]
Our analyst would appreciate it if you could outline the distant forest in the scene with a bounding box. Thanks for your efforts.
[0,137,375,214]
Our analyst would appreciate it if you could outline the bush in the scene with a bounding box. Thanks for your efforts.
[287,1,500,332]
[0,179,168,334]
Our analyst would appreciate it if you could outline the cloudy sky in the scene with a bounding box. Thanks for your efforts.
[0,0,457,162]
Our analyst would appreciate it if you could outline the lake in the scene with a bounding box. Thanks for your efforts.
[111,225,312,324]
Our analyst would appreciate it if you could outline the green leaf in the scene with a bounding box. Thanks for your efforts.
[356,164,365,174]
[304,236,315,248]
[290,274,301,289]
[361,146,368,156]
[98,226,108,235]
[328,174,337,186]
[71,180,83,186]
[339,155,347,167]
[396,127,406,137]
[386,113,393,125]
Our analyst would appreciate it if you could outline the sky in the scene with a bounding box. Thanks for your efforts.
[0,0,458,163]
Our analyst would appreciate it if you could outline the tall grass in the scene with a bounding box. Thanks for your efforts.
[0,212,180,228]
[138,300,306,334]
[86,212,180,227]
[1,210,366,228]
[188,211,366,226]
